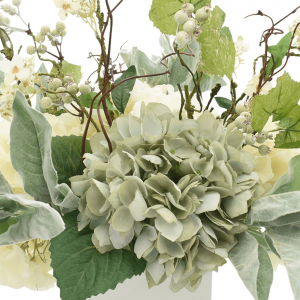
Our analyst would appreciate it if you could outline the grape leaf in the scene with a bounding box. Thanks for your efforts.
[51,60,82,84]
[251,72,300,138]
[265,32,292,78]
[51,136,92,187]
[111,65,137,113]
[197,6,236,80]
[149,0,211,35]
[215,97,232,109]
[50,211,146,300]
[80,92,116,110]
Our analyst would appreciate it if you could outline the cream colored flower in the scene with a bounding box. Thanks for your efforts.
[244,74,273,97]
[54,0,80,20]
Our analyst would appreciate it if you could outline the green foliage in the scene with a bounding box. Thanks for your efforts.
[0,55,5,85]
[198,6,236,79]
[120,47,168,87]
[0,193,64,246]
[247,228,270,251]
[51,136,92,187]
[268,224,300,300]
[215,97,232,110]
[0,172,13,194]
[159,34,175,70]
[195,72,227,93]
[111,66,137,113]
[10,91,79,212]
[51,60,82,84]
[35,63,48,113]
[149,0,211,35]
[251,73,300,148]
[229,232,273,300]
[80,92,116,110]
[50,211,146,300]
[169,41,202,90]
[265,32,292,78]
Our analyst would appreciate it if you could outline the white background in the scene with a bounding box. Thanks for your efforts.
[1,0,300,299]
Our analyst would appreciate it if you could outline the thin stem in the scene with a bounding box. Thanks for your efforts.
[178,84,185,120]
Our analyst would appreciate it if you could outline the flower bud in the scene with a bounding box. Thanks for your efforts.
[195,5,211,23]
[176,31,192,49]
[67,83,79,95]
[245,134,257,146]
[240,111,251,120]
[56,21,66,31]
[258,145,271,156]
[79,84,91,95]
[2,4,12,13]
[35,33,45,43]
[236,101,249,115]
[256,130,268,144]
[26,45,36,55]
[40,97,52,109]
[62,94,73,104]
[37,45,47,54]
[183,20,196,34]
[12,0,21,6]
[174,10,189,25]
[40,26,50,35]
[64,76,74,84]
[182,3,194,15]
[8,7,16,15]
[52,78,62,90]
[235,116,248,129]
[50,29,57,36]
[56,87,66,98]
[60,30,67,37]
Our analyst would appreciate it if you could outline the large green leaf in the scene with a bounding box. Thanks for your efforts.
[10,91,79,212]
[251,72,300,134]
[268,224,300,300]
[265,33,292,78]
[169,40,202,91]
[198,73,227,93]
[51,60,82,84]
[0,172,13,194]
[111,65,137,113]
[149,0,211,35]
[35,63,48,113]
[120,47,168,87]
[0,193,64,246]
[198,6,236,79]
[52,136,91,187]
[50,211,146,300]
[229,232,273,300]
[80,92,116,110]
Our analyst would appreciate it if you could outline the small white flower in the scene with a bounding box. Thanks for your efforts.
[54,0,80,20]
[235,36,250,56]
[244,74,273,97]
[0,55,30,86]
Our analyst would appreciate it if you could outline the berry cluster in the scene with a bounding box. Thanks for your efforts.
[174,3,211,49]
[0,0,22,26]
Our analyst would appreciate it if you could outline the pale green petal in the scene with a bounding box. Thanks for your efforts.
[111,206,135,232]
[223,190,252,218]
[156,234,185,258]
[195,192,220,214]
[177,216,194,242]
[146,258,165,284]
[128,188,148,221]
[94,223,111,248]
[109,225,134,249]
[155,215,183,242]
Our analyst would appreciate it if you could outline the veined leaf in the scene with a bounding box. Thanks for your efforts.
[0,193,64,246]
[50,211,146,300]
[0,172,13,194]
[10,91,79,212]
[149,0,211,35]
[80,92,116,110]
[169,41,202,91]
[111,65,137,113]
[229,232,273,300]
[198,7,236,80]
[51,60,82,84]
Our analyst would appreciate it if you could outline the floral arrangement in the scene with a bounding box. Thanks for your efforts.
[0,0,300,299]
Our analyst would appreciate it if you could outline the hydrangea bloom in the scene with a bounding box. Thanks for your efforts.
[70,102,264,292]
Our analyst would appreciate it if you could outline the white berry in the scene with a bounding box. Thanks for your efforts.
[258,145,271,156]
[174,10,189,25]
[40,26,50,35]
[2,4,12,13]
[182,3,194,15]
[176,31,192,49]
[195,6,211,23]
[256,130,268,144]
[27,45,36,55]
[79,84,91,95]
[62,94,73,104]
[40,97,52,109]
[37,45,47,54]
[56,21,66,32]
[67,84,79,95]
[35,33,45,43]
[245,134,257,146]
[12,0,21,6]
[236,101,249,115]
[235,116,248,129]
[183,20,196,34]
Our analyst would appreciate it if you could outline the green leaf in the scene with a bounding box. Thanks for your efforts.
[252,72,300,133]
[35,63,49,113]
[268,224,300,300]
[229,232,273,300]
[0,55,5,85]
[159,34,175,70]
[50,211,146,300]
[215,97,232,110]
[248,228,270,251]
[51,60,82,84]
[10,91,79,212]
[265,32,292,78]
[0,172,13,194]
[198,7,236,80]
[0,193,65,246]
[197,73,227,93]
[111,66,137,113]
[169,41,202,91]
[52,136,92,187]
[149,0,211,35]
[120,47,168,87]
[80,92,116,110]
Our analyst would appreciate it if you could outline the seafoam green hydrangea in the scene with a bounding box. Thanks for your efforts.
[70,102,265,293]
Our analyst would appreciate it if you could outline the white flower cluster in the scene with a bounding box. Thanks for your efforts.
[234,36,250,70]
[289,16,300,46]
[244,74,273,97]
[70,102,264,293]
[54,0,80,20]
[174,3,211,49]
[0,240,56,291]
